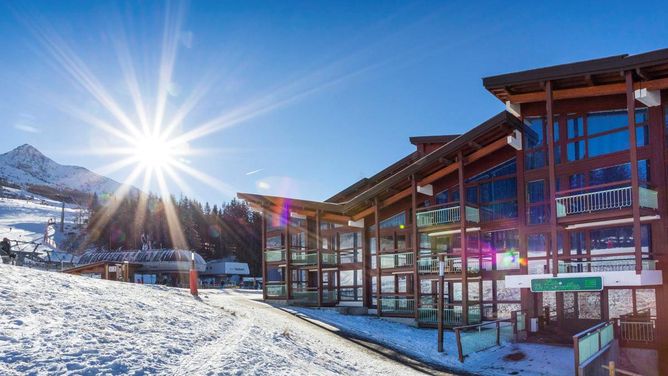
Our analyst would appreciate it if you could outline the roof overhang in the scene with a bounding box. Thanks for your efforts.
[238,111,530,220]
[483,48,668,103]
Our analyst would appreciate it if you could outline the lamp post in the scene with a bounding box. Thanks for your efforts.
[189,251,199,296]
[438,254,445,353]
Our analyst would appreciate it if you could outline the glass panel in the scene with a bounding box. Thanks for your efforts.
[528,260,548,274]
[483,280,493,300]
[525,150,546,170]
[567,140,585,161]
[467,159,517,182]
[590,225,650,256]
[496,280,520,301]
[266,235,283,249]
[587,111,627,135]
[527,180,545,203]
[480,201,518,222]
[528,234,547,257]
[435,190,448,204]
[578,292,601,319]
[568,117,584,139]
[588,130,629,157]
[609,289,633,318]
[525,118,544,148]
[636,289,656,316]
[480,178,517,202]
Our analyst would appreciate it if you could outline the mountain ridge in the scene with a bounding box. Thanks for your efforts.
[0,143,138,197]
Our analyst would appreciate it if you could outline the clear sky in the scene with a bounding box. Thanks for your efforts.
[1,1,668,205]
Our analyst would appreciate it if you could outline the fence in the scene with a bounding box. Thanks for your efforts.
[416,205,480,227]
[454,319,516,362]
[615,310,656,348]
[379,252,414,269]
[417,304,482,326]
[556,185,658,218]
[265,283,287,297]
[265,249,286,262]
[379,297,415,315]
[573,321,615,376]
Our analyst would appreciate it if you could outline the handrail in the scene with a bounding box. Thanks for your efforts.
[454,318,516,362]
[573,320,615,374]
[417,201,461,213]
[556,180,631,196]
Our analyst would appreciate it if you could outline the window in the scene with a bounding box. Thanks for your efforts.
[527,180,548,225]
[369,212,407,231]
[590,225,651,256]
[467,159,518,222]
[589,160,650,186]
[525,118,546,170]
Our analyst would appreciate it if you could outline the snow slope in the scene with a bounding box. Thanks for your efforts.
[0,144,135,196]
[0,265,422,376]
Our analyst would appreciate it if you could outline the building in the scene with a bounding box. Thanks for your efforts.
[201,258,251,286]
[73,249,206,287]
[238,49,668,366]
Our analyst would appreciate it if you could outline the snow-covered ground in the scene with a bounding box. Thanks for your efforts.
[287,306,574,376]
[0,187,83,258]
[0,265,426,375]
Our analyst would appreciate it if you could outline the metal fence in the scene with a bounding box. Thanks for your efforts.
[454,319,516,362]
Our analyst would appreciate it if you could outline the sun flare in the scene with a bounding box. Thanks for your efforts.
[132,133,176,169]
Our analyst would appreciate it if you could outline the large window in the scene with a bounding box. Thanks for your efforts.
[560,109,648,162]
[467,159,518,222]
[590,225,651,257]
[527,179,549,225]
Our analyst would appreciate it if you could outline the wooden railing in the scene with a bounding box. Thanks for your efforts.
[556,183,658,218]
[558,259,657,273]
[615,310,656,348]
[379,252,414,269]
[416,205,480,227]
[573,321,615,375]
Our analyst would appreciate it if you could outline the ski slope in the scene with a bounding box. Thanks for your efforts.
[0,187,82,256]
[0,265,423,375]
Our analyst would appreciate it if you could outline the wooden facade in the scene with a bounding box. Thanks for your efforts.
[239,48,668,369]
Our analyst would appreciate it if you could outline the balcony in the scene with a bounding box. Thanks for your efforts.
[416,205,480,228]
[290,289,338,305]
[417,257,480,275]
[378,297,415,315]
[379,252,414,269]
[417,304,482,326]
[291,251,318,266]
[321,252,337,266]
[266,283,287,297]
[558,259,657,273]
[265,249,286,263]
[556,184,658,218]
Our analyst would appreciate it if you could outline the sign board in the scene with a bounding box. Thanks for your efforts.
[530,276,603,292]
[108,266,117,273]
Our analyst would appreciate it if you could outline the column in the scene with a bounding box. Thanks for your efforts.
[375,198,382,316]
[625,71,643,275]
[545,80,559,277]
[458,152,469,325]
[411,174,420,320]
[316,210,322,306]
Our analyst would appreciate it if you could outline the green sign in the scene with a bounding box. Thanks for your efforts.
[530,277,603,292]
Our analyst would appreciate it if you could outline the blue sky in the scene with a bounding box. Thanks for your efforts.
[1,1,668,205]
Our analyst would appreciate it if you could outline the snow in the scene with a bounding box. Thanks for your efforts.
[0,144,134,196]
[0,265,424,375]
[288,306,574,376]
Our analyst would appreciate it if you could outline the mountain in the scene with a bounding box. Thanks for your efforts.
[0,144,137,197]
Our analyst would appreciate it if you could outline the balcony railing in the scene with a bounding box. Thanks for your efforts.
[556,185,658,218]
[321,252,337,265]
[291,289,318,304]
[265,249,286,262]
[417,304,482,326]
[558,259,657,273]
[417,257,480,274]
[291,251,318,266]
[266,284,287,297]
[379,252,414,269]
[416,205,480,227]
[379,297,415,315]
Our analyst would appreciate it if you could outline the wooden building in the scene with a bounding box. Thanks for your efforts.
[238,48,668,367]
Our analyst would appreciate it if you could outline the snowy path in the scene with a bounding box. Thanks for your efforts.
[0,265,425,375]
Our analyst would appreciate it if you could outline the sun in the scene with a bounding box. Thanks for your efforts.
[132,133,174,169]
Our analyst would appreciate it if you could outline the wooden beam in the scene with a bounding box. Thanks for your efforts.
[351,206,375,221]
[381,187,412,208]
[507,76,668,104]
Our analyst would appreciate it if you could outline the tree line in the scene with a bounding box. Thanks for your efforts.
[85,193,262,275]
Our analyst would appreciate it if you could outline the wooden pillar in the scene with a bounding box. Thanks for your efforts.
[411,174,420,319]
[625,71,643,275]
[361,214,369,308]
[458,151,469,325]
[545,80,559,277]
[316,210,322,306]
[261,207,267,300]
[285,209,292,300]
[516,131,532,316]
[375,198,382,316]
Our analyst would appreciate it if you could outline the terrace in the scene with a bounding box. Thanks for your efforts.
[416,204,480,228]
[555,183,658,219]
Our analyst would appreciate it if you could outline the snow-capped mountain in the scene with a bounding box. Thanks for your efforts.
[0,144,136,196]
